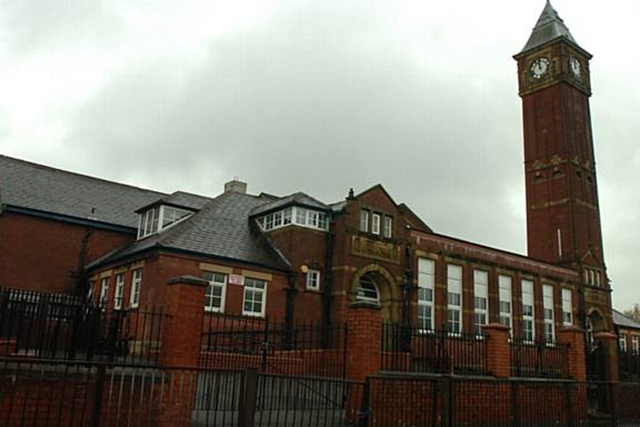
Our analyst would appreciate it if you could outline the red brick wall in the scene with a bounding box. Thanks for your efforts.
[0,212,133,294]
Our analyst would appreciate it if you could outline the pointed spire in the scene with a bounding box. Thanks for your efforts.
[519,1,578,54]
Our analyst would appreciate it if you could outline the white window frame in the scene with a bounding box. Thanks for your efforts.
[258,207,328,232]
[372,213,381,235]
[306,269,320,291]
[562,288,573,326]
[129,269,142,309]
[521,279,535,342]
[243,277,267,317]
[204,272,227,313]
[356,275,380,302]
[473,270,488,335]
[499,275,512,333]
[418,258,435,333]
[99,277,109,306]
[543,284,555,343]
[632,336,639,354]
[360,210,369,232]
[114,274,125,310]
[619,333,628,353]
[447,264,463,334]
[383,216,393,238]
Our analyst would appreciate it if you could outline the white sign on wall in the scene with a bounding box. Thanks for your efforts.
[228,274,245,285]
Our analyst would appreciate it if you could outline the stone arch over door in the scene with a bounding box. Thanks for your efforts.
[587,307,609,334]
[350,264,401,323]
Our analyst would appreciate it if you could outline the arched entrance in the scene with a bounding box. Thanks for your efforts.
[587,308,608,334]
[350,265,400,323]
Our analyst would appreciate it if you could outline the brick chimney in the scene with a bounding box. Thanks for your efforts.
[224,178,247,194]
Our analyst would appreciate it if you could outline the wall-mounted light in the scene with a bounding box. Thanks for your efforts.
[300,265,309,273]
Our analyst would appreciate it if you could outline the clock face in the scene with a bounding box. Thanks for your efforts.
[570,57,582,77]
[530,57,550,80]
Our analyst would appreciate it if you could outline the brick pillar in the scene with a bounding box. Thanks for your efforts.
[483,323,511,378]
[594,332,620,382]
[346,301,382,381]
[157,275,208,427]
[558,326,586,381]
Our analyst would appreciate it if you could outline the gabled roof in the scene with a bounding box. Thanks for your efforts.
[0,155,164,229]
[613,309,640,331]
[89,191,291,271]
[135,191,212,213]
[250,192,331,217]
[519,1,582,55]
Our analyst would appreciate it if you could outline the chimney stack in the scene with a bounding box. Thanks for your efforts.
[224,179,247,194]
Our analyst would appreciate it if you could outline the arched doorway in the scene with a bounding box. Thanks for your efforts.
[351,265,400,323]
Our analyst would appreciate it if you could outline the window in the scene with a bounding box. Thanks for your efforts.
[521,280,535,342]
[384,216,393,238]
[283,207,293,225]
[99,277,109,306]
[372,213,381,235]
[243,278,267,317]
[418,259,435,332]
[258,207,328,232]
[473,270,488,335]
[447,264,462,334]
[499,275,512,333]
[562,288,573,326]
[129,269,142,308]
[203,272,226,312]
[114,274,125,310]
[138,205,192,239]
[161,206,192,229]
[360,210,369,232]
[306,269,320,291]
[632,336,639,354]
[619,333,628,353]
[356,275,379,302]
[543,284,555,342]
[138,207,159,238]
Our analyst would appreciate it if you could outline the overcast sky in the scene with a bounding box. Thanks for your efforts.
[1,1,638,310]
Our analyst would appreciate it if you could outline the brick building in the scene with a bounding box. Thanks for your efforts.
[0,2,617,343]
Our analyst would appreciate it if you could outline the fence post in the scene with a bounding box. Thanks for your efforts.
[559,326,587,381]
[440,376,452,427]
[483,324,511,378]
[238,369,258,427]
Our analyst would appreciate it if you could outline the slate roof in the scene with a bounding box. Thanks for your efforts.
[519,1,580,54]
[90,191,291,271]
[250,192,331,217]
[0,155,165,229]
[136,191,212,213]
[613,309,640,331]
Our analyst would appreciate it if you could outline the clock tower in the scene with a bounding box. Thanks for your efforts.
[514,2,611,331]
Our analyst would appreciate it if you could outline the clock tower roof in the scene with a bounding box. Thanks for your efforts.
[519,1,581,55]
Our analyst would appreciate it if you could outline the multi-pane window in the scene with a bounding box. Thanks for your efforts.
[632,336,639,354]
[372,213,381,235]
[562,288,573,326]
[619,333,628,353]
[543,284,555,342]
[359,210,369,232]
[383,216,393,238]
[473,270,488,335]
[138,205,192,238]
[130,269,142,308]
[99,277,109,306]
[447,264,462,334]
[258,207,328,232]
[418,258,435,332]
[243,278,267,317]
[521,280,535,342]
[306,269,320,291]
[203,272,226,312]
[499,275,512,333]
[114,274,125,310]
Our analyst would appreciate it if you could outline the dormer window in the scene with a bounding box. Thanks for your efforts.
[257,206,329,232]
[138,205,193,239]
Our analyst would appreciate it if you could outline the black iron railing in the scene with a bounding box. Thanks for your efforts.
[200,314,348,378]
[619,350,640,381]
[380,323,487,375]
[510,338,570,379]
[0,288,167,365]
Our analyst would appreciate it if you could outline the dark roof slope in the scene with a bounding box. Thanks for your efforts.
[0,155,165,229]
[519,1,581,54]
[90,191,291,271]
[136,191,212,213]
[613,309,640,330]
[250,192,330,216]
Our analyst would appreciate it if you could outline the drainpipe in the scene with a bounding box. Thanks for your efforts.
[322,215,336,347]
